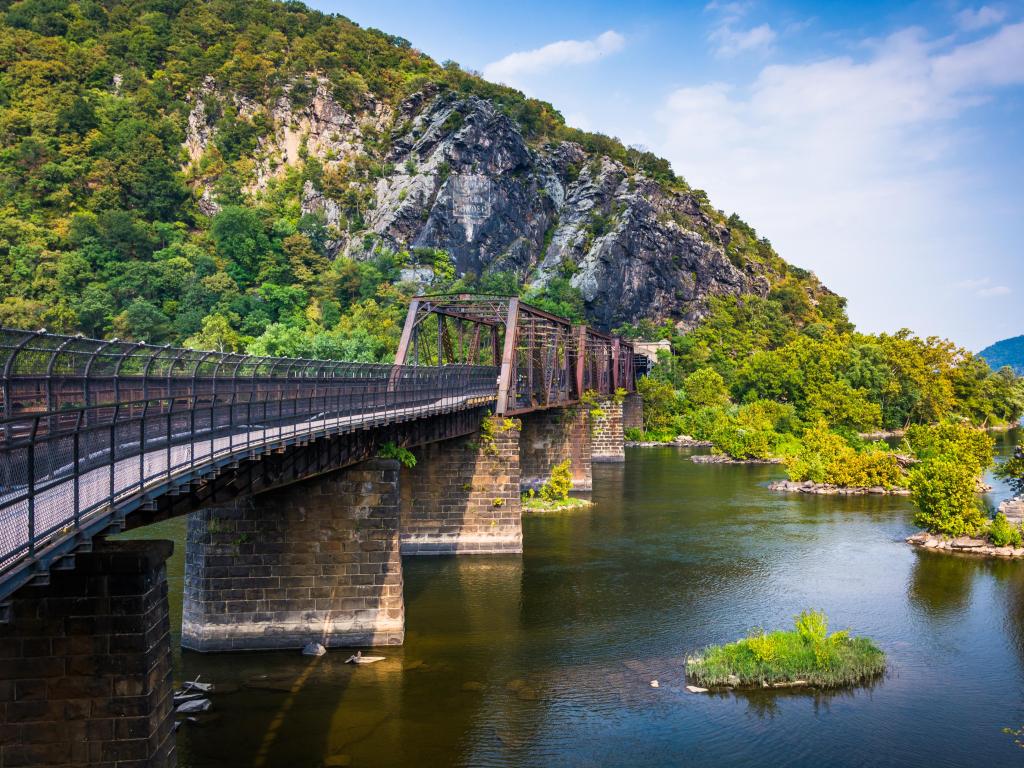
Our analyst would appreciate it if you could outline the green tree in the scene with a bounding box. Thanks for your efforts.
[909,458,986,537]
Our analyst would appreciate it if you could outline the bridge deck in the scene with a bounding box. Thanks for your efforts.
[0,297,636,606]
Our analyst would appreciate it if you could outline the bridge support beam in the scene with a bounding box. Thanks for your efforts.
[591,397,626,462]
[400,416,523,555]
[519,405,592,491]
[182,459,404,651]
[0,540,175,768]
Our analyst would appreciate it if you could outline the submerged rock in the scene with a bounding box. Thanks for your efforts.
[176,698,211,714]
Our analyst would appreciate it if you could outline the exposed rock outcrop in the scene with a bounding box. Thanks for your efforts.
[183,81,825,330]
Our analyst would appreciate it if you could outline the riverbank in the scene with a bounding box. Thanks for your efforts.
[625,435,712,448]
[769,478,992,495]
[691,454,783,465]
[769,480,910,496]
[906,531,1024,558]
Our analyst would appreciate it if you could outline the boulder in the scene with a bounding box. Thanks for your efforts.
[302,641,327,657]
[950,537,986,549]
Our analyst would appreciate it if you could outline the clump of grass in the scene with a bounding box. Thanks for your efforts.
[521,487,591,514]
[686,610,885,688]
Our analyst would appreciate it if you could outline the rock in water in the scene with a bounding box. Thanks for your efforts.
[302,641,327,657]
[175,698,211,714]
[650,680,659,688]
[685,685,708,693]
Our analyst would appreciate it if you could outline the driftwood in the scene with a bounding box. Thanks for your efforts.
[345,651,386,664]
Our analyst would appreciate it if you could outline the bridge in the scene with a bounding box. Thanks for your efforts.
[0,295,640,767]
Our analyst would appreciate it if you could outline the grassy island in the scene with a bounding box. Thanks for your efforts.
[521,495,592,514]
[521,460,592,514]
[686,611,885,689]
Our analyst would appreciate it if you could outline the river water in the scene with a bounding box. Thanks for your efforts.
[131,429,1024,767]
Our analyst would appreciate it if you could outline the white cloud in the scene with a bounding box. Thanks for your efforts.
[955,5,1007,31]
[711,23,776,58]
[978,285,1012,296]
[706,1,776,58]
[654,22,1024,344]
[483,30,625,86]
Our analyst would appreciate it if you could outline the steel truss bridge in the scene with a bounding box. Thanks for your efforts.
[0,294,635,608]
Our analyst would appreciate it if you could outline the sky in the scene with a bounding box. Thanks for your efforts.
[314,0,1024,350]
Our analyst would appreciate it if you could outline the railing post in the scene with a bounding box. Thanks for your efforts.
[139,402,147,490]
[72,420,80,527]
[109,404,119,509]
[166,408,172,480]
[27,419,37,558]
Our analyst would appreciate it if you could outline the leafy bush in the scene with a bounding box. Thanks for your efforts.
[908,458,986,537]
[377,442,417,468]
[794,609,829,644]
[636,376,680,435]
[682,368,730,408]
[988,512,1023,548]
[540,459,573,502]
[903,422,994,475]
[785,421,903,487]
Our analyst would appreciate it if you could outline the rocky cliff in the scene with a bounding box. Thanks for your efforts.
[185,81,812,331]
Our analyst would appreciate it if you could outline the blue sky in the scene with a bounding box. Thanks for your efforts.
[315,0,1024,350]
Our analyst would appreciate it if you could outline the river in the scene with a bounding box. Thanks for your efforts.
[126,428,1024,767]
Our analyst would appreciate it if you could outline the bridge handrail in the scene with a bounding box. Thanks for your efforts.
[0,358,499,595]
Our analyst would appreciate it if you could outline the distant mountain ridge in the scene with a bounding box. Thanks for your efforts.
[979,336,1024,374]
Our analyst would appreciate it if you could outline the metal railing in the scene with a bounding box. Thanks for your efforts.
[0,328,499,593]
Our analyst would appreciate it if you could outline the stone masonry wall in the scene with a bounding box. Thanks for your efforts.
[400,416,523,555]
[591,398,625,462]
[519,406,592,491]
[182,458,404,651]
[622,393,643,431]
[0,539,175,768]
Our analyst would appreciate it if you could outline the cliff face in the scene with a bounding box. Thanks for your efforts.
[186,83,788,331]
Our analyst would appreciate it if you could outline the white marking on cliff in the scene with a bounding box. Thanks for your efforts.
[450,174,493,242]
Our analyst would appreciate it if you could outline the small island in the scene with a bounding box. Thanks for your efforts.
[686,611,885,689]
[521,460,593,514]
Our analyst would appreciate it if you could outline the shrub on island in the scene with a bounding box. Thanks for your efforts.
[905,422,995,538]
[522,460,591,513]
[686,610,886,689]
[783,420,903,488]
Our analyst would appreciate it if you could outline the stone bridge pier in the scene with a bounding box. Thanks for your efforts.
[399,416,523,555]
[591,397,627,462]
[519,405,593,491]
[0,540,176,768]
[182,459,404,652]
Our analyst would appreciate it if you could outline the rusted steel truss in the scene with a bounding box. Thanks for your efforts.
[396,294,636,415]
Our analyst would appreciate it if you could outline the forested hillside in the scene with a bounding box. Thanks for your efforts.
[980,336,1024,375]
[0,0,838,360]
